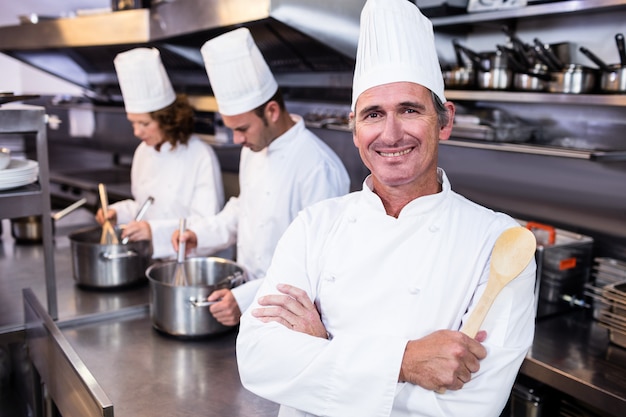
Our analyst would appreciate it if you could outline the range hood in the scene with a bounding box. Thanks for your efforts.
[0,0,365,103]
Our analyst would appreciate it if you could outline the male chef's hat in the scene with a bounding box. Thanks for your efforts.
[114,47,176,113]
[352,0,446,111]
[200,28,278,116]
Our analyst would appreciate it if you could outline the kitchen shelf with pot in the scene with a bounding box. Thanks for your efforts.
[431,0,626,29]
[446,89,626,106]
[0,103,57,323]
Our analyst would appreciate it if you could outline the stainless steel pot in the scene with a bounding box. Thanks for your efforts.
[477,68,513,90]
[146,257,246,337]
[548,64,598,94]
[69,226,153,288]
[601,64,626,93]
[11,198,87,243]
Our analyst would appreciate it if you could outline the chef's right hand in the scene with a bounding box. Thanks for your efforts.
[95,208,117,225]
[171,229,198,256]
[399,330,487,392]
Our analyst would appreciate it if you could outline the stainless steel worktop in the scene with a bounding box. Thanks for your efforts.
[57,308,279,417]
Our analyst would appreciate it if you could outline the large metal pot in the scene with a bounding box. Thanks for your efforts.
[146,257,246,338]
[69,225,153,288]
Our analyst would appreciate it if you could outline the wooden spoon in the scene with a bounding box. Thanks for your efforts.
[437,226,536,394]
[461,226,536,337]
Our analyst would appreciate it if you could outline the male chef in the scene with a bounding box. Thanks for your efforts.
[173,28,350,326]
[236,0,537,416]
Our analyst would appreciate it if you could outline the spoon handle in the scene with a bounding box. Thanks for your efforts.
[460,273,502,337]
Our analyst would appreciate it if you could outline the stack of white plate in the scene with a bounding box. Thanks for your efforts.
[0,159,39,190]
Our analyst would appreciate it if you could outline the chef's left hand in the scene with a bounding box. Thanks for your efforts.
[121,220,152,242]
[208,289,242,327]
[252,283,328,339]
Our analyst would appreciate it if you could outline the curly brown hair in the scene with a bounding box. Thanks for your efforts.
[151,94,195,151]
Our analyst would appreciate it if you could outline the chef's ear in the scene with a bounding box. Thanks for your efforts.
[264,100,281,123]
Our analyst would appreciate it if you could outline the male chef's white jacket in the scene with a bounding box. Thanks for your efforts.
[189,115,350,313]
[110,135,224,259]
[237,169,537,417]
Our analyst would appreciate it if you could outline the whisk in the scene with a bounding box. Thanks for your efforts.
[98,183,119,245]
[172,218,189,286]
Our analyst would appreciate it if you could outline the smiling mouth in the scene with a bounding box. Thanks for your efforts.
[378,148,412,157]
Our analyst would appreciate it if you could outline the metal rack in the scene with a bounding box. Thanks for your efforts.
[0,104,57,320]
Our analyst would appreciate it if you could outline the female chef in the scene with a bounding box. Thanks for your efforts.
[96,47,224,259]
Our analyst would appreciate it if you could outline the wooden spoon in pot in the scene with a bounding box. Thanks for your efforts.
[437,226,536,394]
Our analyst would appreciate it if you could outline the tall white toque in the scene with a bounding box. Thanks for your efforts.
[200,27,278,116]
[113,47,176,113]
[351,0,446,111]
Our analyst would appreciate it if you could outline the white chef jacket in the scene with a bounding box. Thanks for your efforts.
[110,135,224,259]
[237,168,537,417]
[189,115,350,313]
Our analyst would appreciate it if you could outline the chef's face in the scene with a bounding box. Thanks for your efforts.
[127,113,164,147]
[221,109,275,153]
[352,82,454,193]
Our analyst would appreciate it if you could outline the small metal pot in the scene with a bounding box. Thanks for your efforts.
[443,66,475,89]
[477,68,513,90]
[11,198,87,243]
[69,226,153,288]
[548,64,598,94]
[513,64,550,92]
[600,64,626,93]
[146,257,246,338]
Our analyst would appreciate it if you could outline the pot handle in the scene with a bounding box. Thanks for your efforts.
[188,297,219,308]
[100,250,138,260]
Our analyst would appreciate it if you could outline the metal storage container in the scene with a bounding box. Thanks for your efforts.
[519,221,594,319]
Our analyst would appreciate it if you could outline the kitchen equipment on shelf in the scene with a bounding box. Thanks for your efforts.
[579,36,626,93]
[146,256,246,337]
[11,197,87,243]
[121,195,154,245]
[98,183,119,244]
[442,40,476,89]
[547,64,598,94]
[69,225,153,288]
[0,159,39,190]
[521,220,594,319]
[172,218,189,286]
[452,106,540,143]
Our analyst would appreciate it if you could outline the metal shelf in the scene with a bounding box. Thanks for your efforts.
[0,104,57,319]
[443,139,626,160]
[432,0,626,28]
[446,90,626,106]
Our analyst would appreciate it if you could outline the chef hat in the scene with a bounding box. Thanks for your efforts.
[352,0,446,111]
[200,28,278,116]
[114,47,176,114]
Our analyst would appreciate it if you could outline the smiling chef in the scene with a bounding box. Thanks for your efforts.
[235,0,537,416]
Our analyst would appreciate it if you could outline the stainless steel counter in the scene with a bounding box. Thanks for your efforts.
[0,211,148,331]
[57,308,279,417]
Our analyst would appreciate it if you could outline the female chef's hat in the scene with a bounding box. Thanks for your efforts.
[351,0,446,111]
[200,28,278,116]
[114,47,176,114]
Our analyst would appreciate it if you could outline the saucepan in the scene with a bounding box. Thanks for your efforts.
[146,257,246,338]
[11,198,87,243]
[547,64,598,94]
[579,34,626,93]
[453,41,512,90]
[69,225,153,288]
[443,40,476,89]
